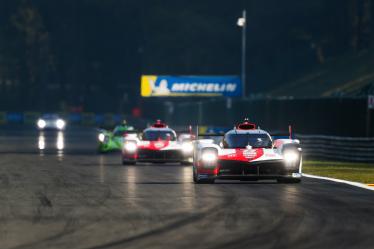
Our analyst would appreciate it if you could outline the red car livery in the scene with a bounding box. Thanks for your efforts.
[193,120,302,184]
[122,121,193,165]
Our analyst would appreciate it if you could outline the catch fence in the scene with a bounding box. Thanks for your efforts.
[298,134,374,162]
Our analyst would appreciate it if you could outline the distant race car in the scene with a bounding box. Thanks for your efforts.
[98,123,136,153]
[121,120,193,165]
[193,119,302,184]
[37,114,66,130]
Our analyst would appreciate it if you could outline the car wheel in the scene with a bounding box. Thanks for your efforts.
[97,148,106,154]
[277,178,301,184]
[122,160,136,166]
[153,161,166,164]
[193,169,215,184]
[196,178,215,184]
[193,167,198,183]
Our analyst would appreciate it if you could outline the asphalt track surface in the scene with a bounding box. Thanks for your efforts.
[0,127,373,249]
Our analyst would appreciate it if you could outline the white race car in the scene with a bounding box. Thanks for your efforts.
[36,114,66,130]
[193,119,302,184]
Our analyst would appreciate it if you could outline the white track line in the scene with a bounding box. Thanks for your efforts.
[303,174,374,192]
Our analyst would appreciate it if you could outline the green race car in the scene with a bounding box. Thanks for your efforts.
[97,124,136,153]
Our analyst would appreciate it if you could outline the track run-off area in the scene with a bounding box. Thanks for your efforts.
[0,127,373,249]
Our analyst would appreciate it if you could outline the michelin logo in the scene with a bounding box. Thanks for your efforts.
[152,79,170,95]
[171,83,237,93]
[141,75,241,97]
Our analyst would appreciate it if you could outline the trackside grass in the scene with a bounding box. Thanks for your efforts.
[303,161,374,184]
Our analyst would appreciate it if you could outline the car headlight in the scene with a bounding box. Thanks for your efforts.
[98,133,105,142]
[37,119,46,129]
[202,151,218,162]
[284,150,299,163]
[124,142,137,152]
[182,142,193,153]
[56,119,65,129]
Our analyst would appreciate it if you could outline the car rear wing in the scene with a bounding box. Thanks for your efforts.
[271,125,295,139]
[123,129,140,134]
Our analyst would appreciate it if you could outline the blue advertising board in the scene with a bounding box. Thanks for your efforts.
[141,75,242,97]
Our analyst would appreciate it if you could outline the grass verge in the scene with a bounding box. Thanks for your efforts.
[303,161,374,184]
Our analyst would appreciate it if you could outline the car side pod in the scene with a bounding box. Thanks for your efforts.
[279,143,302,184]
[121,152,137,165]
[193,148,218,184]
[193,170,216,184]
[121,139,138,165]
[277,177,302,184]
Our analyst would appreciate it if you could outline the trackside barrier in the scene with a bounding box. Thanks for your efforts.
[81,113,96,126]
[0,112,130,127]
[0,112,6,124]
[24,112,40,125]
[297,134,374,162]
[68,113,82,124]
[6,113,23,123]
[104,113,116,127]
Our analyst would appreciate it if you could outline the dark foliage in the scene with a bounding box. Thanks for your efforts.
[0,0,372,112]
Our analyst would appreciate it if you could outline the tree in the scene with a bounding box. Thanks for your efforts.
[10,1,52,109]
[350,0,372,51]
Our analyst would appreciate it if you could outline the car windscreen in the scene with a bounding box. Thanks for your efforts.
[113,130,127,136]
[143,130,176,141]
[224,133,272,148]
[113,126,134,136]
[42,114,59,120]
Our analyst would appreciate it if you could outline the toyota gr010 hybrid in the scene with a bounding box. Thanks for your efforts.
[121,120,193,165]
[193,119,302,184]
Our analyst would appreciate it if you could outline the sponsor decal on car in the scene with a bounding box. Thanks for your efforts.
[219,149,264,162]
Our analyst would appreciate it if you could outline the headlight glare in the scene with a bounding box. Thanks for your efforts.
[56,119,65,129]
[182,142,193,153]
[98,133,105,142]
[37,119,46,129]
[124,142,137,152]
[202,151,218,162]
[284,150,299,163]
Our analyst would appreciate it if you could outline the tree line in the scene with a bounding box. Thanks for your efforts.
[0,0,372,112]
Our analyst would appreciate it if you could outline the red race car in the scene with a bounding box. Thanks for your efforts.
[193,119,302,184]
[121,120,193,165]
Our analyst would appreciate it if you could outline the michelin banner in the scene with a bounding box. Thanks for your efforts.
[141,75,242,97]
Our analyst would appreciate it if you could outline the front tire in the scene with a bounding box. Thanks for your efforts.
[122,160,136,165]
[195,178,215,184]
[277,178,301,184]
[193,168,215,184]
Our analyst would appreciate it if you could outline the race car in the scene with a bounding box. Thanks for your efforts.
[193,119,302,184]
[36,114,66,130]
[121,120,193,165]
[97,122,136,153]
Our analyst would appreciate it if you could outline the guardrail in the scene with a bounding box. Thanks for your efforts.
[297,134,374,162]
[0,112,148,128]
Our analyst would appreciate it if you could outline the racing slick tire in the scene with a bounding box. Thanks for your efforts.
[193,168,215,184]
[181,161,192,166]
[277,178,301,184]
[122,160,136,166]
[97,148,106,154]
